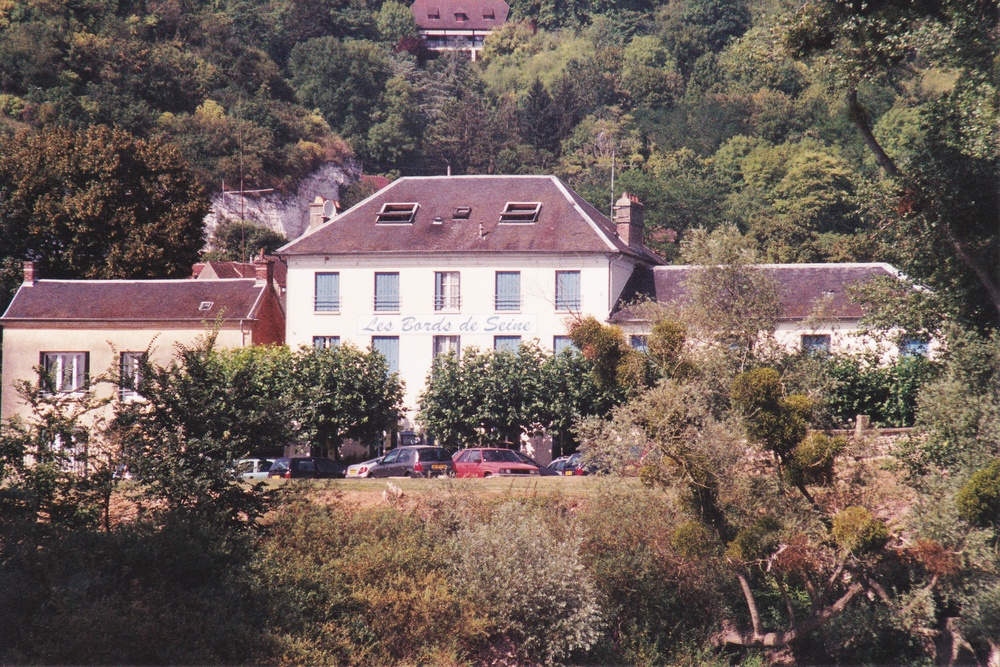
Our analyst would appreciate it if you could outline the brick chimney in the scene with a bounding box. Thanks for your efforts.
[23,260,37,285]
[254,255,274,287]
[613,193,644,248]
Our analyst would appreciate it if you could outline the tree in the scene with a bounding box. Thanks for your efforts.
[783,0,1000,325]
[0,125,208,309]
[678,225,781,368]
[111,335,288,528]
[288,37,393,146]
[204,219,288,263]
[291,344,404,460]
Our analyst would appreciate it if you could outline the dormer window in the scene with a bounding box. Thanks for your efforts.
[376,202,418,224]
[453,206,472,220]
[454,11,468,21]
[482,8,495,19]
[499,202,541,223]
[427,7,439,18]
[199,301,214,311]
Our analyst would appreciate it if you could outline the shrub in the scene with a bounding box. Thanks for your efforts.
[786,433,845,486]
[832,506,889,556]
[450,502,602,666]
[955,459,1000,529]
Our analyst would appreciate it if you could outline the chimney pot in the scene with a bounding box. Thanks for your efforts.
[23,261,36,285]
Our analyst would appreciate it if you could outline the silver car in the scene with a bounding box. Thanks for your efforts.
[236,458,273,481]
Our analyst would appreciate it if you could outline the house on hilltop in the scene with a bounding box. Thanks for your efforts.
[0,259,285,423]
[411,0,509,60]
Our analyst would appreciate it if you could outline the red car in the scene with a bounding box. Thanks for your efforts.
[452,448,540,478]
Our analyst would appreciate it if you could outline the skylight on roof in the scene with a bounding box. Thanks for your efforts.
[199,301,214,311]
[376,203,418,224]
[499,202,541,223]
[453,206,472,220]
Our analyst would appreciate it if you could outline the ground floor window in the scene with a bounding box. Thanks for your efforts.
[801,334,831,354]
[433,335,460,359]
[120,351,146,400]
[313,336,341,349]
[372,336,400,374]
[494,336,521,352]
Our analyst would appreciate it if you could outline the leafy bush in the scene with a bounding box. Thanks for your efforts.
[450,502,602,665]
[956,460,1000,529]
[831,506,889,556]
[786,433,845,486]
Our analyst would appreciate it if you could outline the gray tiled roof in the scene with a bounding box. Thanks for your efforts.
[279,175,662,264]
[2,279,268,322]
[610,263,901,323]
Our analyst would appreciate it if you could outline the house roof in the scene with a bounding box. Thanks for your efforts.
[192,258,287,287]
[1,278,271,324]
[411,0,509,31]
[279,175,663,264]
[610,263,901,323]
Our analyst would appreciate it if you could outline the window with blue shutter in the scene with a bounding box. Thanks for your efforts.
[374,273,400,311]
[555,271,581,310]
[315,273,340,311]
[495,271,520,311]
[372,336,400,374]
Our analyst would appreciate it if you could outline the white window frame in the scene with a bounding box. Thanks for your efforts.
[40,352,89,395]
[375,203,418,224]
[434,271,461,311]
[433,335,461,359]
[499,202,541,223]
[120,351,146,401]
[313,336,341,349]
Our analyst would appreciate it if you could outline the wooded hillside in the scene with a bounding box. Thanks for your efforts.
[0,0,997,326]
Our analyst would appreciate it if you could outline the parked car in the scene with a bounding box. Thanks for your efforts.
[513,450,559,476]
[452,448,540,478]
[267,457,346,479]
[368,446,454,478]
[346,457,383,478]
[562,451,599,476]
[547,456,570,475]
[236,458,273,481]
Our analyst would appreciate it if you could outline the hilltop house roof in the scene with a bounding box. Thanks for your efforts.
[610,263,902,323]
[279,175,663,264]
[411,0,509,31]
[2,278,273,324]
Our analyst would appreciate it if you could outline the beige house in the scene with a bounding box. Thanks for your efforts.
[0,260,285,422]
[610,262,922,355]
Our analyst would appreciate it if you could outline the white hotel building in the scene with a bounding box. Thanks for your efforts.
[278,175,662,423]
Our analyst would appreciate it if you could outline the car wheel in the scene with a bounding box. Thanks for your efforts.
[483,472,492,478]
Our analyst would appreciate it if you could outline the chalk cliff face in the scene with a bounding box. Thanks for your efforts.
[203,161,360,242]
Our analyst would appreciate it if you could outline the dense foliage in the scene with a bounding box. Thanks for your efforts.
[1,0,995,326]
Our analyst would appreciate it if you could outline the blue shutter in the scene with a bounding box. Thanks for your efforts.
[434,272,444,310]
[372,336,400,374]
[495,272,520,310]
[375,273,400,311]
[556,271,580,310]
[315,273,339,311]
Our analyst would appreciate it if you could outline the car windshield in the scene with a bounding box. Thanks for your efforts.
[483,450,522,463]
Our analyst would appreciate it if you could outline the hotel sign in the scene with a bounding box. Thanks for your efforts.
[358,314,537,335]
